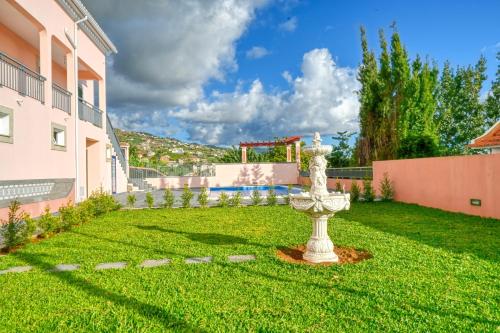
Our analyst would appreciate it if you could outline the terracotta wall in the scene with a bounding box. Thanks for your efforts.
[373,154,500,219]
[147,163,299,189]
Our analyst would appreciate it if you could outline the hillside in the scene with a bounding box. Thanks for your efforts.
[115,129,227,166]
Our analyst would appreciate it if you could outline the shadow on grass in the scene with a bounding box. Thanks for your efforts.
[337,202,500,263]
[70,230,184,258]
[135,225,266,247]
[12,251,204,332]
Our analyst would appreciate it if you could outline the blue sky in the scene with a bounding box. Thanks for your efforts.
[233,0,499,90]
[86,0,499,146]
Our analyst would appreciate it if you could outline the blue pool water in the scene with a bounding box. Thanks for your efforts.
[209,185,301,197]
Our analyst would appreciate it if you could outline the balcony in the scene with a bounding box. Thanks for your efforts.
[78,97,103,128]
[0,52,46,103]
[52,84,71,114]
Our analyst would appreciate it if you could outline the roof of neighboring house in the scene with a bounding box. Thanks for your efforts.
[468,121,500,149]
[56,0,117,55]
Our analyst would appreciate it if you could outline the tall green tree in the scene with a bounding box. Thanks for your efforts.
[485,52,500,127]
[436,56,488,155]
[354,26,379,166]
[389,23,410,157]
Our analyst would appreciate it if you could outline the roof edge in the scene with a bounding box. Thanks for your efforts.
[56,0,117,55]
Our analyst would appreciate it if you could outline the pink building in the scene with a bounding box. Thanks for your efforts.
[0,0,128,219]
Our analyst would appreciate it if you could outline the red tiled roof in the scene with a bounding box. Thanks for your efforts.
[468,121,500,148]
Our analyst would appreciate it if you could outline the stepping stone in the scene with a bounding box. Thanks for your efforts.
[95,262,127,270]
[138,258,171,268]
[51,264,80,272]
[185,256,212,264]
[0,266,32,275]
[228,255,256,263]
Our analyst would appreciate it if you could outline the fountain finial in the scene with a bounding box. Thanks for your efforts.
[312,132,321,147]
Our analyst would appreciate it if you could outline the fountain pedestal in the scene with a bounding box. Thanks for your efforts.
[289,132,350,263]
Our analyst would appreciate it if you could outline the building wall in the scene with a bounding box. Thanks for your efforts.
[373,154,500,219]
[0,23,38,72]
[146,163,299,189]
[0,0,127,219]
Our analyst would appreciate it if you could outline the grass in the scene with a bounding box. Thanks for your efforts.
[0,202,498,332]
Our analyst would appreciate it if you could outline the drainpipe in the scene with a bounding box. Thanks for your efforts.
[65,16,88,203]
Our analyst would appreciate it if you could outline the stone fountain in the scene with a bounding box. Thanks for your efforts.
[289,132,350,263]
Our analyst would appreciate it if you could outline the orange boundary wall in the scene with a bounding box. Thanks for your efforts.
[373,154,500,219]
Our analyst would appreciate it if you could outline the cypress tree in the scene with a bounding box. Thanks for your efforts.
[355,26,379,166]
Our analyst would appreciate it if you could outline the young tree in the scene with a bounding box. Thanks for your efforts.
[328,131,355,167]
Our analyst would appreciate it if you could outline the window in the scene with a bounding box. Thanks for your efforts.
[51,123,66,151]
[0,106,13,144]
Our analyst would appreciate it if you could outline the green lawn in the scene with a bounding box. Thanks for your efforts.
[0,203,498,332]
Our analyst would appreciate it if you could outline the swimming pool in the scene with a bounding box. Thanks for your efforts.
[209,185,301,197]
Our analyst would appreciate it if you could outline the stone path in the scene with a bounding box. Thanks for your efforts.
[95,262,127,270]
[228,255,256,263]
[0,254,256,275]
[185,256,212,264]
[139,258,171,268]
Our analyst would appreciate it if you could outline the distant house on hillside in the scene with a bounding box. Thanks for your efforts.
[469,121,500,154]
[171,148,184,154]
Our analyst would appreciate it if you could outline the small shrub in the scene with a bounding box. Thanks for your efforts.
[218,192,229,207]
[87,188,121,215]
[59,201,80,231]
[250,189,262,206]
[145,192,154,208]
[163,188,175,208]
[181,185,194,208]
[77,204,93,224]
[362,178,375,202]
[127,194,137,208]
[267,186,277,206]
[350,181,361,202]
[379,172,394,201]
[335,179,342,192]
[198,187,209,208]
[0,201,33,250]
[38,206,61,237]
[229,191,242,207]
[284,184,293,205]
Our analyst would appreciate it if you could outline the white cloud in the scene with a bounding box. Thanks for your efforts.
[171,48,360,144]
[85,0,269,109]
[246,46,270,59]
[279,16,298,32]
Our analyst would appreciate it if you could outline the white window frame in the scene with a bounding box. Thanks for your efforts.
[0,106,13,144]
[51,123,67,151]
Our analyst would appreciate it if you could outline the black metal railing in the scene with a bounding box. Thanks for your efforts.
[52,83,71,114]
[106,114,127,175]
[78,97,102,128]
[301,166,373,179]
[0,52,46,103]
